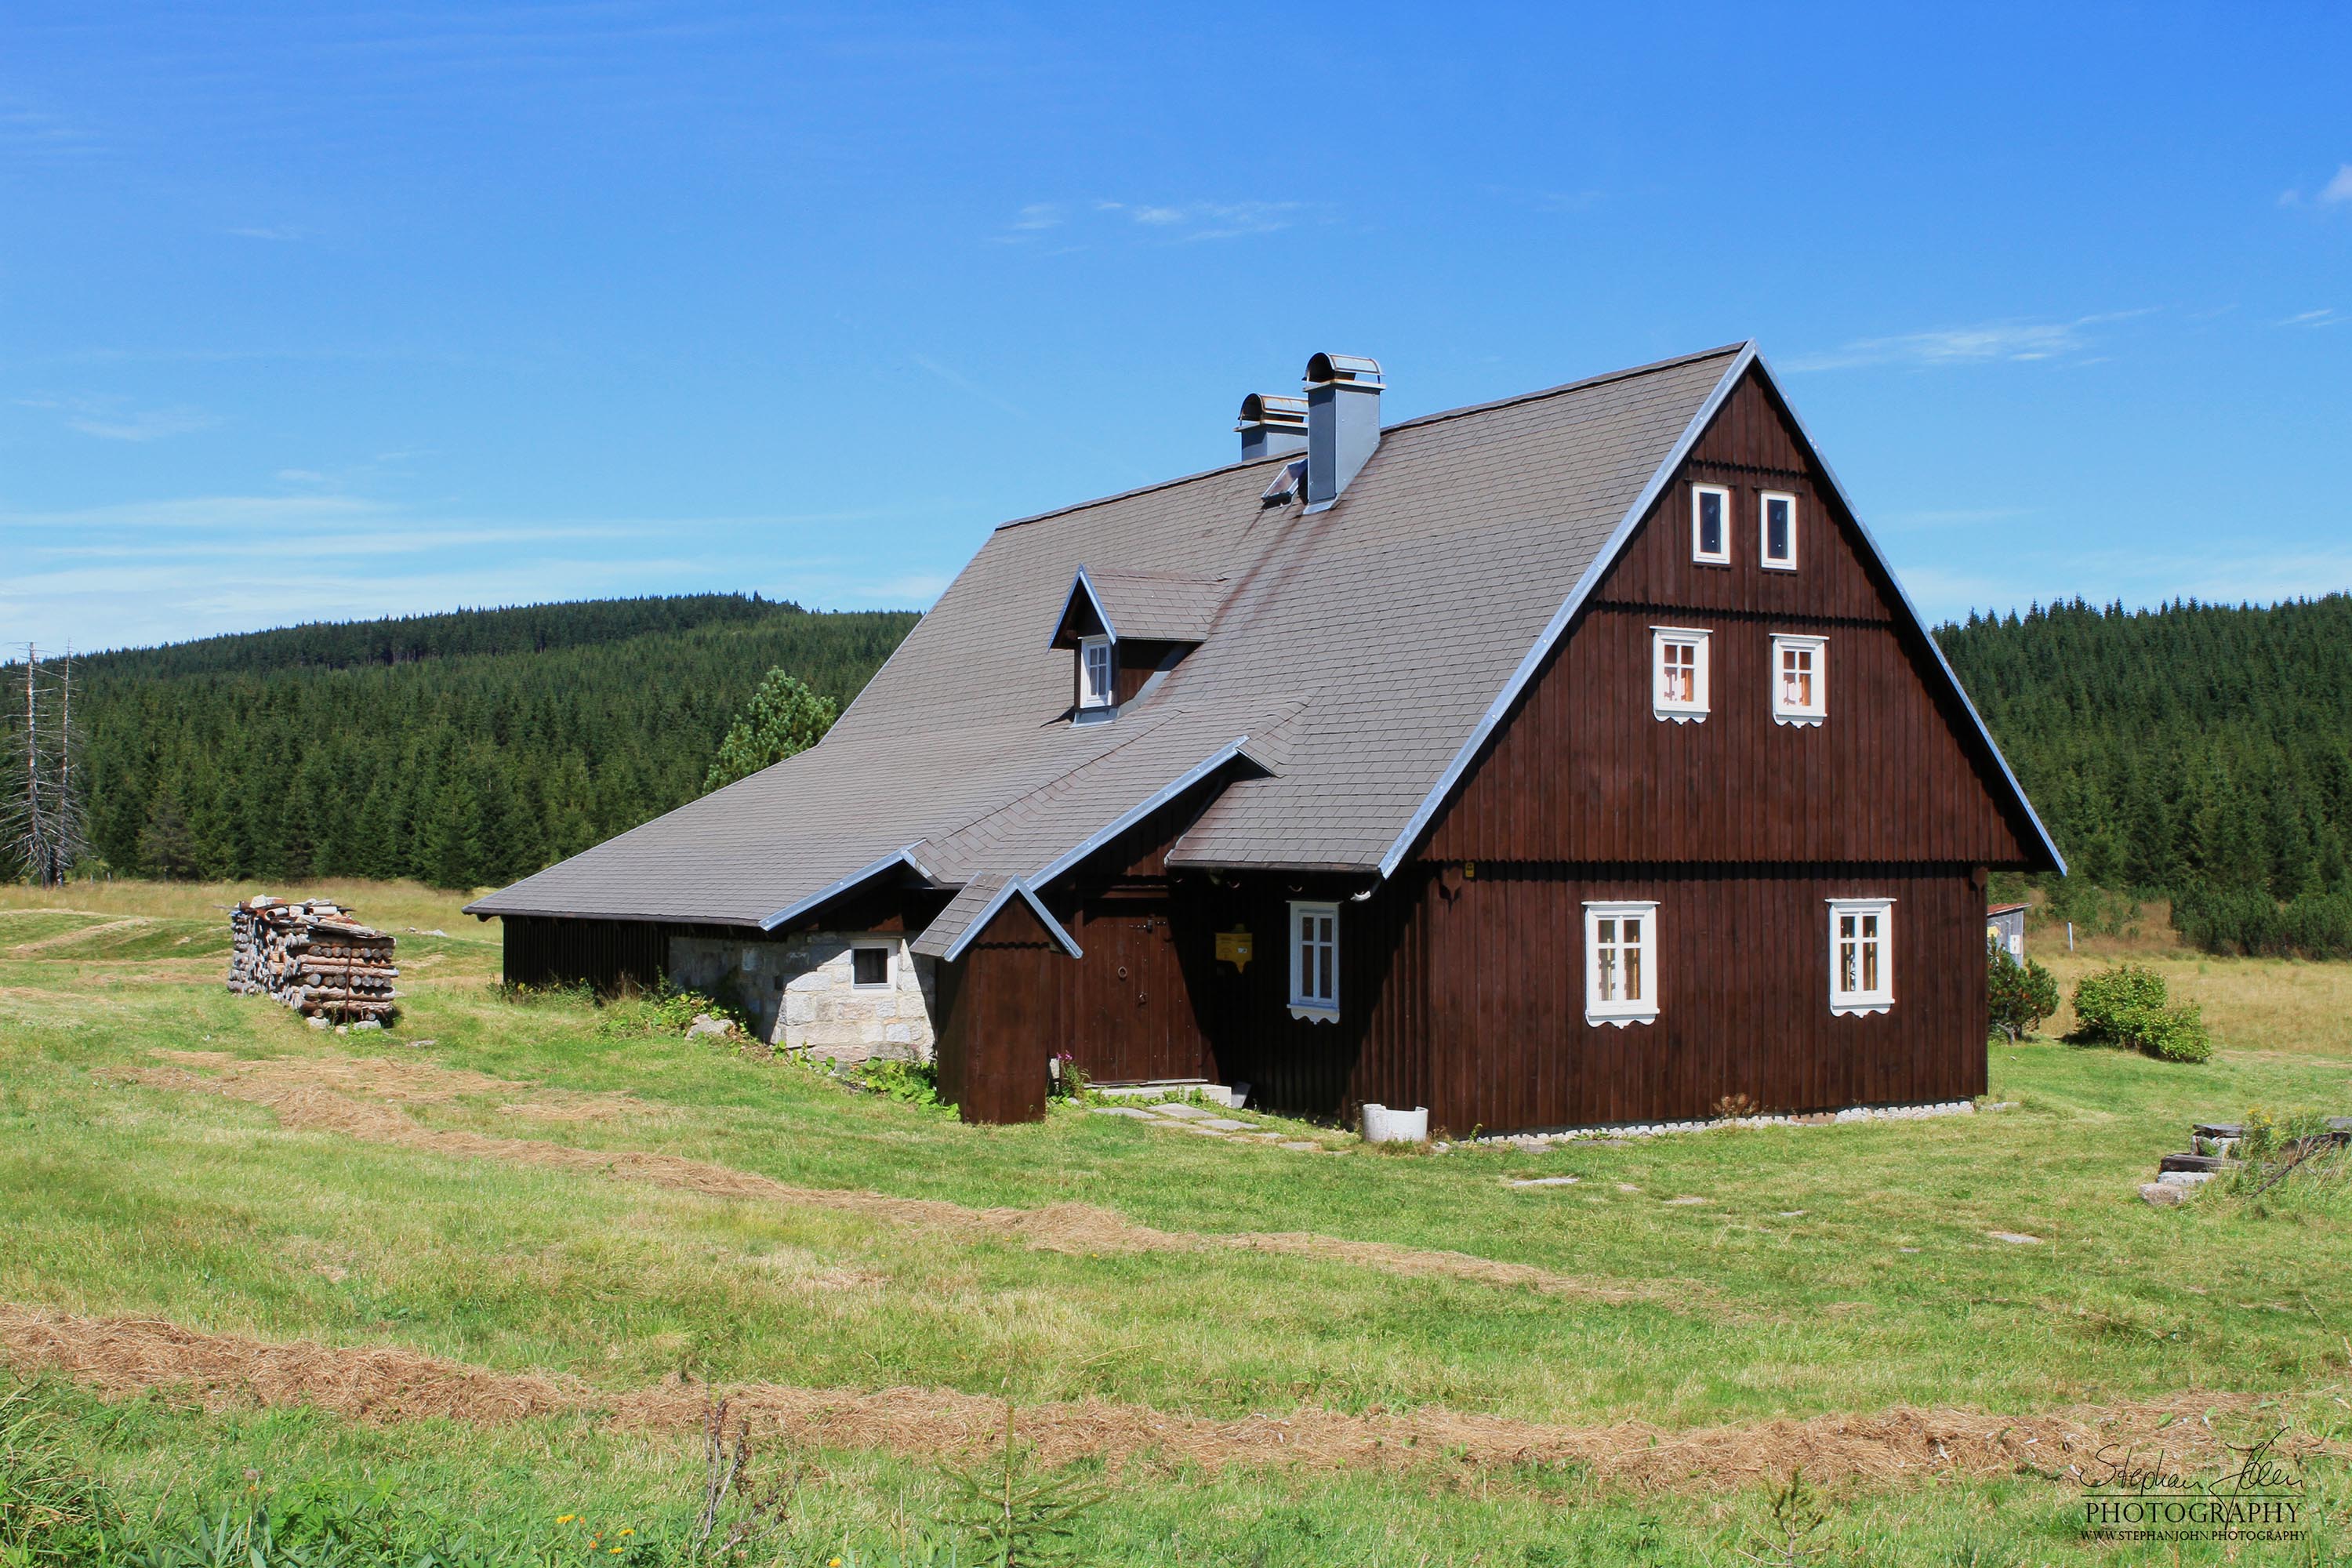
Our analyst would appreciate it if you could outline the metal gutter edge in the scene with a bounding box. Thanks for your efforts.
[1026,736,1251,890]
[756,845,930,933]
[1749,351,2068,875]
[1373,343,1759,879]
[937,878,1085,963]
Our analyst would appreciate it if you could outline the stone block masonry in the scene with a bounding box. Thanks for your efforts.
[666,932,938,1064]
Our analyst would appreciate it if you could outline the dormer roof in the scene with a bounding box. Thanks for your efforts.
[1047,565,1228,648]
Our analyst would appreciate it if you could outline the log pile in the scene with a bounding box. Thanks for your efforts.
[227,897,399,1022]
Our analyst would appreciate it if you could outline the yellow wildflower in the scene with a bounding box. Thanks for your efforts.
[557,1515,575,1524]
[619,1530,633,1537]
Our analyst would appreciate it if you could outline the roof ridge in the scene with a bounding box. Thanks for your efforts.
[993,342,1752,535]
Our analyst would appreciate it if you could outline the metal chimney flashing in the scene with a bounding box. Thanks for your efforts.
[1302,352,1383,510]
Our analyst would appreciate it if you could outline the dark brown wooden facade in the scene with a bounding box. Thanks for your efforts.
[920,365,2045,1130]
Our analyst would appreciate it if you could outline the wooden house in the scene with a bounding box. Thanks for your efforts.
[470,344,2063,1131]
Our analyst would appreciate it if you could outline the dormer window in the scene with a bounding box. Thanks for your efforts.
[1079,637,1114,709]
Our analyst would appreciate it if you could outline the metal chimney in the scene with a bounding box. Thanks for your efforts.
[1236,393,1309,459]
[1302,353,1383,512]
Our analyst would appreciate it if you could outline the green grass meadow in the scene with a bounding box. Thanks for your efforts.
[2,883,2347,1564]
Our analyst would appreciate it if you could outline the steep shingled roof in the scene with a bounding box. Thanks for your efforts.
[474,343,2059,929]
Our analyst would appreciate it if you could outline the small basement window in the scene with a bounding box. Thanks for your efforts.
[1760,492,1798,571]
[1691,484,1730,564]
[1289,902,1338,1022]
[1652,626,1710,722]
[1584,901,1659,1026]
[1828,899,1893,1015]
[851,943,892,989]
[1079,636,1115,710]
[1771,634,1827,725]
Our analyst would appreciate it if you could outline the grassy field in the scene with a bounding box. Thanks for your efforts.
[1,881,2346,1564]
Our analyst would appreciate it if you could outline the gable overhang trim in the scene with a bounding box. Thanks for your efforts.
[756,844,937,933]
[1029,736,1257,890]
[935,878,1084,963]
[1049,564,1117,649]
[1371,340,2065,878]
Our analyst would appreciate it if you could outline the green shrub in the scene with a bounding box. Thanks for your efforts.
[1986,949,2059,1041]
[2068,964,2212,1062]
[856,1058,945,1109]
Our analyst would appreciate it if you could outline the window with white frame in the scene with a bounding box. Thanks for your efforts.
[1771,634,1826,725]
[1289,902,1339,1022]
[851,942,892,989]
[1691,484,1730,564]
[1828,898,1894,1014]
[1584,901,1659,1025]
[1652,627,1710,722]
[1078,636,1115,709]
[1760,492,1798,571]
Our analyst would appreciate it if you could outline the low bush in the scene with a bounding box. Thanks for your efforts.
[853,1057,946,1109]
[1986,949,2059,1041]
[2069,964,2212,1063]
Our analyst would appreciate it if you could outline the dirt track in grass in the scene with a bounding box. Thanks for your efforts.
[127,1052,1664,1304]
[0,1302,2289,1492]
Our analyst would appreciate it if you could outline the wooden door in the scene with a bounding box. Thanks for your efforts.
[1073,902,1203,1083]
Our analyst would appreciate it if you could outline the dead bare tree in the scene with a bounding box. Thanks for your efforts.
[1,644,89,887]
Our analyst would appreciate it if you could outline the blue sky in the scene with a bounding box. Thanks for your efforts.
[2,3,2347,652]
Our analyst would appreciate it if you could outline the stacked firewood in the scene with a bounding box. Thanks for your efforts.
[227,897,399,1022]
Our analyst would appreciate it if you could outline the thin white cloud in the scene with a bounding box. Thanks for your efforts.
[1784,311,2150,372]
[226,224,309,241]
[2320,164,2352,205]
[2278,307,2345,328]
[15,394,218,441]
[996,198,1307,245]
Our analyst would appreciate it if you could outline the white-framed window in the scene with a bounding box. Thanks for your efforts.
[1760,492,1798,571]
[1652,626,1710,723]
[1079,636,1115,709]
[851,942,893,989]
[1584,900,1659,1026]
[1771,634,1827,726]
[1828,899,1894,1015]
[1691,484,1730,564]
[1288,901,1339,1022]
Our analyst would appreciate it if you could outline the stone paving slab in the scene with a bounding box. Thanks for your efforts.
[1150,1103,1221,1120]
[1090,1106,1156,1120]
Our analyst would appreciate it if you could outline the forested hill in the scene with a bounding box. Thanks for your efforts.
[38,596,919,890]
[1936,595,2352,947]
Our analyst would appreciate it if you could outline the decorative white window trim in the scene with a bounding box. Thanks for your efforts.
[1289,901,1339,1023]
[850,941,894,989]
[1584,899,1659,1026]
[1690,484,1730,564]
[1078,636,1115,709]
[1760,492,1798,572]
[1771,633,1827,726]
[1651,626,1711,723]
[1827,898,1894,1015]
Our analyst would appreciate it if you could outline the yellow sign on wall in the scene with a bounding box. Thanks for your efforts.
[1214,928,1254,971]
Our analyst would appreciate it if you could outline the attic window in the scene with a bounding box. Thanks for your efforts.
[1691,485,1730,564]
[1761,492,1798,571]
[1079,637,1115,709]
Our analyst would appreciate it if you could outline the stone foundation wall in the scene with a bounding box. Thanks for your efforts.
[666,931,938,1063]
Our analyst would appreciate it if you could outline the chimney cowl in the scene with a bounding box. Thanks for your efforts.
[1305,352,1384,387]
[1236,392,1310,459]
[1301,351,1382,511]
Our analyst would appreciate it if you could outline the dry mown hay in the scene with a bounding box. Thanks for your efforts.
[0,1303,2282,1492]
[129,1056,1659,1304]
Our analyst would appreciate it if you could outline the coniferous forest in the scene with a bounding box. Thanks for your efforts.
[3,595,915,893]
[7,590,2351,957]
[1936,593,2352,956]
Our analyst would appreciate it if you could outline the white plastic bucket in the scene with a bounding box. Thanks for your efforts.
[1360,1103,1430,1143]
